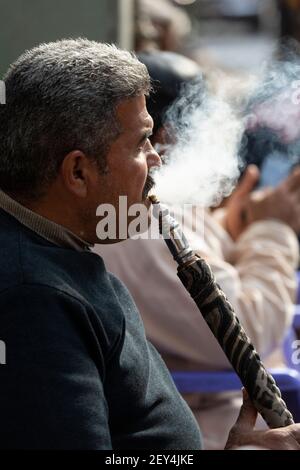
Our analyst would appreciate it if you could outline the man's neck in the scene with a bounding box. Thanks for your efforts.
[0,188,92,251]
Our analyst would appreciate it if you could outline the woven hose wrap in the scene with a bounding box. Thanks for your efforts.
[178,255,294,428]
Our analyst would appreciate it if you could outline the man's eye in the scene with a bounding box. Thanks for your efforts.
[138,138,150,151]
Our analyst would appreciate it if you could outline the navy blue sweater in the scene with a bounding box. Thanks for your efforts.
[0,209,202,449]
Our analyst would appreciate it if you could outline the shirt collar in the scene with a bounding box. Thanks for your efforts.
[0,188,92,252]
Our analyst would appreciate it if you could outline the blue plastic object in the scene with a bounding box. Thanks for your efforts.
[294,305,300,330]
[296,271,300,305]
[284,322,300,371]
[171,305,300,424]
[171,369,300,422]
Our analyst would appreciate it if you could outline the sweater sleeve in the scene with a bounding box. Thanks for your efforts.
[0,284,113,449]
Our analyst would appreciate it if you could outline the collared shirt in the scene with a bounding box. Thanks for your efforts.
[0,188,92,252]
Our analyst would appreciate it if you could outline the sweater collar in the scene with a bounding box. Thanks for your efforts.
[0,189,92,252]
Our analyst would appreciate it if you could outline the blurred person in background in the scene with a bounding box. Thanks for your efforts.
[97,51,300,449]
[279,0,300,41]
[135,0,191,52]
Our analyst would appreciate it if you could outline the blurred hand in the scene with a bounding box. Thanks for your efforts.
[226,165,300,240]
[225,165,260,240]
[225,389,300,450]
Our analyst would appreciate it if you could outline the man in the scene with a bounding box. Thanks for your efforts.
[98,51,300,449]
[0,39,299,449]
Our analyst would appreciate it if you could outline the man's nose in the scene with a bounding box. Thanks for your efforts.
[147,145,162,169]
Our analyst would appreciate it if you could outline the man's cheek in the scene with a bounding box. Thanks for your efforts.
[133,172,147,194]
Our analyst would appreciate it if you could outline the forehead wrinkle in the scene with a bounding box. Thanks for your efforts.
[116,96,153,139]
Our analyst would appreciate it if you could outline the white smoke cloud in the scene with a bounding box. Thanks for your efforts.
[153,78,244,206]
[152,41,300,207]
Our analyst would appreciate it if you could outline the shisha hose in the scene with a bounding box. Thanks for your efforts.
[149,195,294,428]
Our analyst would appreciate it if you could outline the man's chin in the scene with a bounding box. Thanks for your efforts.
[94,196,152,244]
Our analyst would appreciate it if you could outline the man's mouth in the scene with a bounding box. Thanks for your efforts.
[142,173,155,200]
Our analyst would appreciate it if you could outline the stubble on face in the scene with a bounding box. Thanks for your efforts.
[142,173,156,201]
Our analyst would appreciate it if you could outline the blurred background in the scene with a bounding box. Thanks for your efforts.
[0,0,134,77]
[0,1,298,75]
[1,0,300,77]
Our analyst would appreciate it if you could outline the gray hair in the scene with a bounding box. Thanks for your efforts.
[0,38,150,199]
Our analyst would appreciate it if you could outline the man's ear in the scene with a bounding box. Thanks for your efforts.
[60,150,92,198]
